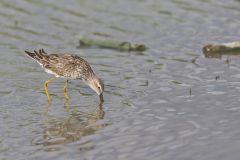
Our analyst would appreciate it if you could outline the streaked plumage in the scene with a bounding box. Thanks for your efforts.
[25,49,104,102]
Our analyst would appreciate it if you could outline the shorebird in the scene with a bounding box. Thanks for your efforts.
[25,49,104,102]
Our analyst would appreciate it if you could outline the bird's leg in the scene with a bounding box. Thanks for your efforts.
[63,80,70,100]
[44,77,56,102]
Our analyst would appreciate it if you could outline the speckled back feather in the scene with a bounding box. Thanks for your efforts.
[25,49,94,80]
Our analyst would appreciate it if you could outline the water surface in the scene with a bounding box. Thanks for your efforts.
[1,0,240,159]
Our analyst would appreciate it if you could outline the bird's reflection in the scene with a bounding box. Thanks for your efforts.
[35,101,105,150]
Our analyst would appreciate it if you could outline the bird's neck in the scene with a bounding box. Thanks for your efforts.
[86,73,98,83]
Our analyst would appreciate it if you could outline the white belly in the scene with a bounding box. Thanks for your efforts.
[44,68,60,77]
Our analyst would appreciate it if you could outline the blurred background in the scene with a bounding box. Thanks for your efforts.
[0,0,240,160]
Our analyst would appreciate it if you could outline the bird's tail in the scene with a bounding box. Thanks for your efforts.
[25,49,47,62]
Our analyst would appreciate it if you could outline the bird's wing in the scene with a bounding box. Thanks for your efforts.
[25,49,93,79]
[50,54,94,79]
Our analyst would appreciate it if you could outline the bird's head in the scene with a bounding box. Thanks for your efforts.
[86,75,104,101]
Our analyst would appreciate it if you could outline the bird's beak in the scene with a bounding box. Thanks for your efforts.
[99,93,104,102]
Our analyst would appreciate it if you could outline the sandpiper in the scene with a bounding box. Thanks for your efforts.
[25,49,104,102]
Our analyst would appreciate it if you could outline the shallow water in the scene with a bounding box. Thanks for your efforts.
[1,0,240,159]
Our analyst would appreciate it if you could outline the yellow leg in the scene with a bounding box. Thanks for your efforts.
[44,77,56,102]
[63,80,70,100]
